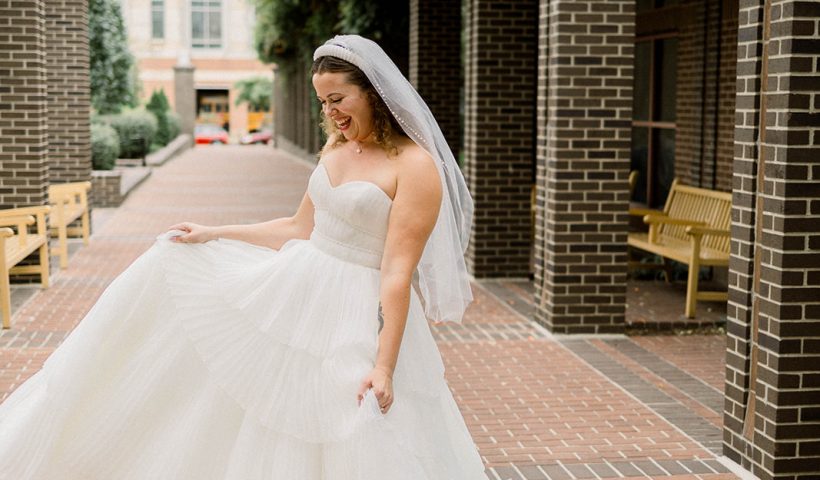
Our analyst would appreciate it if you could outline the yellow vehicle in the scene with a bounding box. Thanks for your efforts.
[247,104,272,132]
[197,95,230,129]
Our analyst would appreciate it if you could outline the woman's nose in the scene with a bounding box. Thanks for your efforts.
[323,103,336,116]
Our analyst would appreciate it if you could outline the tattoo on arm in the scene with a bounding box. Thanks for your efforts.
[377,302,384,333]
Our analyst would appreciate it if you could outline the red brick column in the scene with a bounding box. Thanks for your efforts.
[46,0,92,185]
[0,0,49,208]
[533,0,634,334]
[463,0,537,278]
[724,1,820,478]
[409,0,461,159]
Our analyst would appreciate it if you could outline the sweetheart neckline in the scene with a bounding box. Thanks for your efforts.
[317,163,394,204]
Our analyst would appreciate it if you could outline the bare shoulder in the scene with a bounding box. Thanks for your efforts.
[318,133,339,164]
[395,139,440,194]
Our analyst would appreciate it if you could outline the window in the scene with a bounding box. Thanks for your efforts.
[151,0,164,39]
[631,36,677,208]
[632,0,679,208]
[191,0,222,49]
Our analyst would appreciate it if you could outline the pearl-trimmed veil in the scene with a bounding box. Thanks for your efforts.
[313,35,473,324]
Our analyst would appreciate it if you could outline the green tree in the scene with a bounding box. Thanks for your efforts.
[253,0,338,71]
[89,0,137,114]
[251,0,407,71]
[234,77,273,111]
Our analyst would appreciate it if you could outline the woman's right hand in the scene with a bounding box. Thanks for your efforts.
[166,222,218,244]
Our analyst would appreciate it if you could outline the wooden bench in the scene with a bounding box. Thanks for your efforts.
[0,206,51,329]
[48,181,91,269]
[627,179,731,318]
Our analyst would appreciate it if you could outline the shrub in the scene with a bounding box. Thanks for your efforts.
[91,123,120,170]
[166,111,181,140]
[109,109,157,158]
[146,89,172,147]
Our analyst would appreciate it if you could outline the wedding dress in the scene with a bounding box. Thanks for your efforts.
[0,162,488,479]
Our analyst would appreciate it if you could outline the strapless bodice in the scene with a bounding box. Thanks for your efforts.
[307,163,393,269]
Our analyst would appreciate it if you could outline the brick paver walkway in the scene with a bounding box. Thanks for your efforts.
[0,146,737,479]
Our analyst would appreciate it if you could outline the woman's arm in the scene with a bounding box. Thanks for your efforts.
[169,137,340,249]
[211,191,316,250]
[357,146,442,412]
[167,179,316,250]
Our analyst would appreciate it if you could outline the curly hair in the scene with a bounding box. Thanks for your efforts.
[311,56,404,156]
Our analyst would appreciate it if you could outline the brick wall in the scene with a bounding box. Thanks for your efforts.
[90,170,124,208]
[724,1,820,478]
[0,0,49,208]
[409,0,462,159]
[675,0,738,193]
[533,0,634,334]
[45,0,92,185]
[463,0,537,278]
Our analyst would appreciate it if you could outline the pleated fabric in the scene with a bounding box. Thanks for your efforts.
[0,164,487,479]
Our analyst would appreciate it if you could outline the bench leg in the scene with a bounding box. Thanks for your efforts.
[1,269,10,329]
[39,242,50,288]
[685,261,700,319]
[58,223,68,269]
[81,210,90,246]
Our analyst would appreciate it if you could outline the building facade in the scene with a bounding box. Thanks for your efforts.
[121,0,273,138]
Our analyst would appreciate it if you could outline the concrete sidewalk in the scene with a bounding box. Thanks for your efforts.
[0,145,737,480]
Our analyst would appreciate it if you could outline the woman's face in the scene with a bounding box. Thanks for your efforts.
[312,71,374,143]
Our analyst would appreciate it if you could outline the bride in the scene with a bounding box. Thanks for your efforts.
[0,35,486,479]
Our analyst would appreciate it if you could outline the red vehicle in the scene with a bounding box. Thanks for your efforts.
[240,128,272,145]
[194,124,229,145]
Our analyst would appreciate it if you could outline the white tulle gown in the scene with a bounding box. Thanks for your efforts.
[0,163,487,479]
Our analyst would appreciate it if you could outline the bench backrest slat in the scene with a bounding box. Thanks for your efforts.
[660,181,732,250]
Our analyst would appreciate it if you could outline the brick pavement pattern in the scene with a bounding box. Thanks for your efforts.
[0,146,737,479]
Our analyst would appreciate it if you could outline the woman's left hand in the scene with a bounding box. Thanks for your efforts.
[357,366,394,414]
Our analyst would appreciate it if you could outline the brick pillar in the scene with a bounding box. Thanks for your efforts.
[0,0,49,208]
[533,0,634,334]
[724,1,820,478]
[45,0,91,185]
[409,0,461,159]
[463,0,537,278]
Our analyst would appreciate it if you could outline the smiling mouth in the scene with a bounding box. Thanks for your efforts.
[336,117,351,131]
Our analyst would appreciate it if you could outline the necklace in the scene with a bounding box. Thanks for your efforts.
[353,141,362,154]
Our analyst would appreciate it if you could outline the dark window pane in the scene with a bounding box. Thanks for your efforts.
[631,127,649,204]
[657,0,679,7]
[633,41,651,121]
[637,0,654,13]
[651,128,675,208]
[654,38,677,122]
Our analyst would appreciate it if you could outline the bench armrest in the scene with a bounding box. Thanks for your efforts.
[643,213,707,244]
[0,206,50,236]
[0,227,13,238]
[629,207,658,218]
[685,226,730,237]
[0,206,51,218]
[0,215,34,246]
[643,213,706,228]
[0,215,35,228]
[48,181,91,195]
